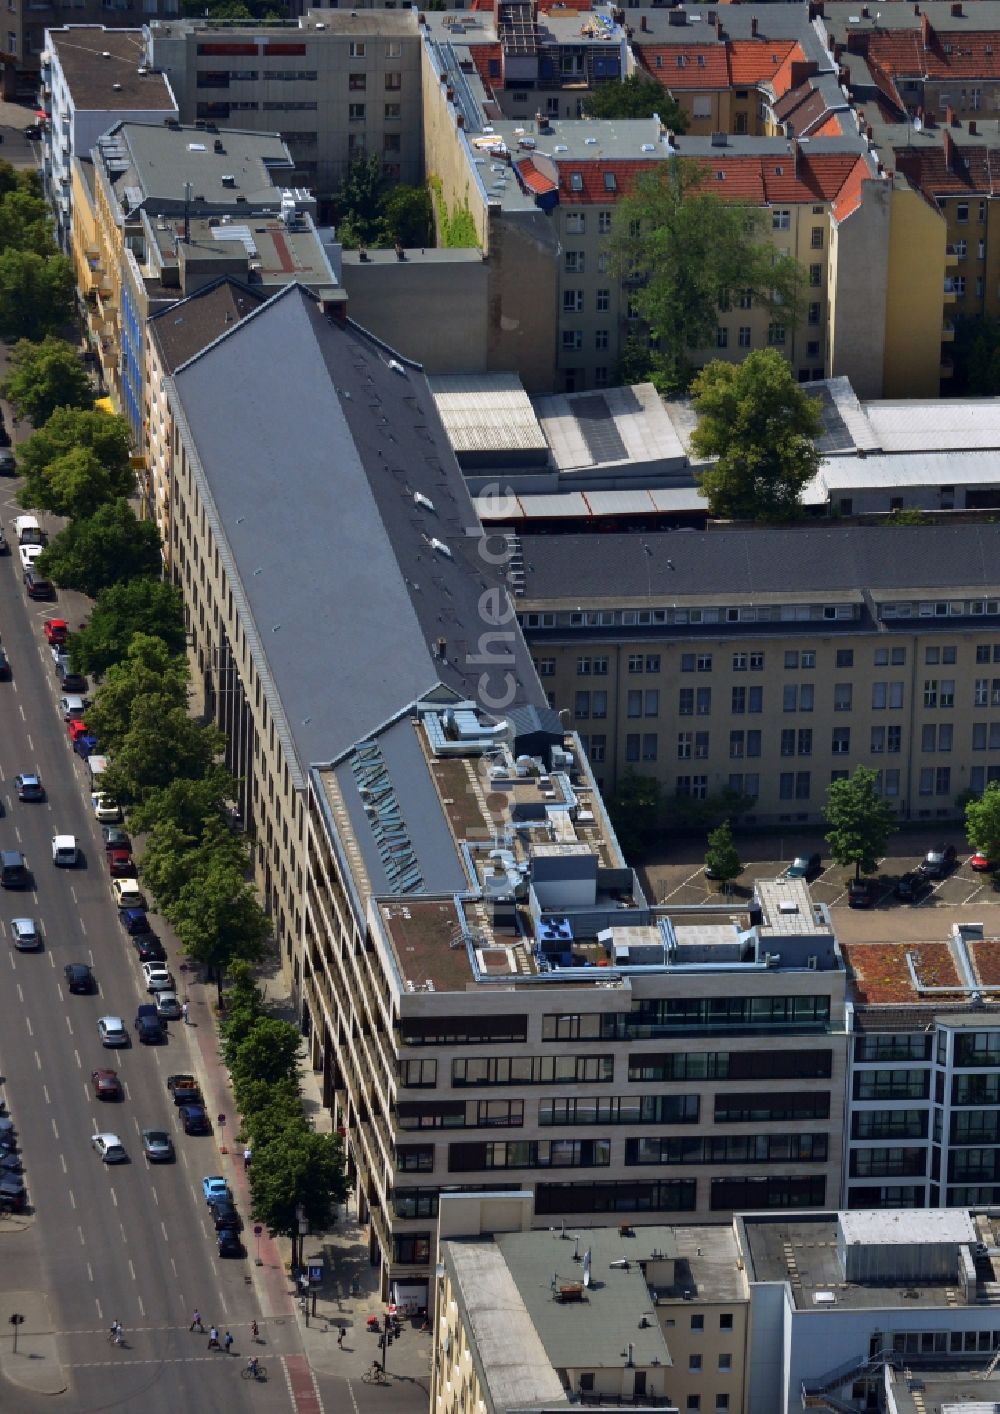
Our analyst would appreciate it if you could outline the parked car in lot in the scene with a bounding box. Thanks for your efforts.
[92,1133,127,1164]
[97,1016,129,1048]
[970,852,994,872]
[14,773,44,802]
[895,871,931,902]
[919,843,957,879]
[848,877,878,908]
[787,852,822,879]
[10,918,40,950]
[91,1068,122,1101]
[179,1104,210,1135]
[51,834,79,867]
[141,1129,174,1163]
[64,962,95,994]
[167,1074,200,1105]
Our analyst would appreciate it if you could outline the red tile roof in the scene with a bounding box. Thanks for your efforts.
[729,38,799,88]
[868,57,907,120]
[832,155,869,220]
[869,25,1000,81]
[469,42,502,92]
[689,150,872,210]
[811,111,851,138]
[556,159,657,203]
[637,43,730,91]
[895,141,999,198]
[517,156,558,195]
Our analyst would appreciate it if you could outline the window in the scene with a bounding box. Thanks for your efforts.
[809,262,822,287]
[598,210,612,234]
[697,687,711,715]
[691,1314,704,1331]
[349,40,366,55]
[562,331,583,352]
[595,329,608,350]
[768,323,786,346]
[564,251,585,274]
[563,290,584,314]
[349,72,366,90]
[772,209,790,230]
[645,690,659,716]
[808,301,821,325]
[642,734,657,761]
[720,1314,733,1332]
[695,732,710,759]
[627,690,642,718]
[834,684,852,711]
[566,213,585,234]
[924,680,938,708]
[385,72,402,90]
[957,202,969,222]
[677,733,691,760]
[349,102,365,120]
[832,727,850,754]
[386,40,402,57]
[811,225,824,248]
[385,102,401,119]
[941,679,955,708]
[738,326,751,347]
[596,288,610,312]
[679,689,694,716]
[732,686,746,715]
[716,327,729,348]
[689,1355,703,1372]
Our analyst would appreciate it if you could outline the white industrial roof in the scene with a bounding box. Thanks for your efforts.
[864,399,1000,453]
[838,1210,977,1247]
[473,486,706,521]
[803,449,1000,504]
[428,372,548,455]
[535,382,687,473]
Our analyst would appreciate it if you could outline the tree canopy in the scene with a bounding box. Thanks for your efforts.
[127,766,238,839]
[18,406,131,488]
[249,1128,348,1267]
[0,247,75,340]
[583,72,688,129]
[2,337,92,427]
[704,820,743,887]
[37,499,161,597]
[611,158,805,391]
[84,634,189,751]
[690,350,822,521]
[824,766,895,879]
[335,158,433,248]
[69,578,186,677]
[607,770,662,860]
[965,784,1000,865]
[166,857,270,997]
[100,702,225,804]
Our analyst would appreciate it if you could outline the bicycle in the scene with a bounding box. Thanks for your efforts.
[362,1368,389,1385]
[107,1326,125,1347]
[241,1362,268,1382]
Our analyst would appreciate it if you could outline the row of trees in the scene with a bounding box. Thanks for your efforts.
[0,163,75,340]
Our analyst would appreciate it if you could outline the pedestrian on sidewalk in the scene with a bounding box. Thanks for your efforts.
[251,1320,259,1344]
[208,1326,220,1351]
[189,1310,203,1332]
[243,1145,252,1171]
[224,1331,234,1355]
[337,1326,345,1349]
[182,1000,190,1025]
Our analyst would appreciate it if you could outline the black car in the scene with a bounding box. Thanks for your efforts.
[217,1228,243,1258]
[64,962,96,994]
[135,1005,164,1044]
[60,673,88,695]
[102,826,131,851]
[919,844,958,879]
[132,934,166,963]
[178,1104,210,1135]
[22,123,42,141]
[23,567,53,600]
[209,1197,242,1231]
[895,871,931,902]
[0,1173,25,1212]
[848,877,877,908]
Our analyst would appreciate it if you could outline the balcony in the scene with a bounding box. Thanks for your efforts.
[941,321,955,342]
[943,279,959,303]
[945,243,960,266]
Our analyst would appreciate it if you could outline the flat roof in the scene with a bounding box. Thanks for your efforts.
[839,1210,976,1248]
[863,399,1000,453]
[48,26,177,111]
[97,121,293,211]
[888,1364,1000,1414]
[534,384,687,474]
[487,114,669,164]
[147,211,335,288]
[842,934,1000,1008]
[757,878,830,937]
[429,372,549,457]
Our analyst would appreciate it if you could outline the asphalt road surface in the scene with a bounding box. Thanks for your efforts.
[0,483,300,1411]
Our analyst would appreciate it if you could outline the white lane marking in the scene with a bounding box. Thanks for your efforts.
[51,1118,58,1139]
[74,1048,81,1069]
[69,887,77,905]
[15,983,22,1003]
[25,733,32,752]
[17,703,23,720]
[137,1294,146,1319]
[110,1187,118,1208]
[59,1153,66,1173]
[150,1186,159,1207]
[88,1266,95,1287]
[42,1085,50,1104]
[79,919,86,935]
[69,1191,76,1211]
[161,1221,168,1243]
[65,1015,73,1035]
[33,1050,41,1071]
[25,1016,32,1036]
[129,1259,136,1282]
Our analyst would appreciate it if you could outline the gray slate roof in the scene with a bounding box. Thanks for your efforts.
[518,524,1000,602]
[171,284,543,779]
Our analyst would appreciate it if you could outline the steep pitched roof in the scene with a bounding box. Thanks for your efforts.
[895,142,1000,198]
[516,156,558,195]
[556,159,658,203]
[689,150,872,209]
[637,43,730,90]
[729,38,801,88]
[469,42,502,89]
[869,24,1000,80]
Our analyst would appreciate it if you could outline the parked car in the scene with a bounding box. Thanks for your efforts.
[895,871,931,902]
[209,1197,241,1230]
[970,852,994,872]
[155,991,181,1020]
[73,733,99,760]
[167,1074,200,1105]
[22,123,41,141]
[787,852,822,879]
[67,719,90,742]
[92,793,122,823]
[43,618,68,645]
[91,1068,122,1101]
[60,672,88,695]
[848,878,878,908]
[0,1173,26,1211]
[23,568,53,599]
[919,844,957,879]
[179,1104,210,1135]
[141,1129,174,1162]
[120,907,150,936]
[112,879,146,909]
[0,450,16,476]
[107,848,135,877]
[102,826,131,853]
[64,962,96,994]
[60,694,87,721]
[217,1228,243,1258]
[203,1176,230,1204]
[91,1133,127,1164]
[0,648,11,679]
[132,934,166,963]
[142,962,174,993]
[18,542,42,571]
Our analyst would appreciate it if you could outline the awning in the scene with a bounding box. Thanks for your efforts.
[390,1281,428,1313]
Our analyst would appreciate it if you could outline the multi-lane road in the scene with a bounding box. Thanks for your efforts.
[0,486,305,1410]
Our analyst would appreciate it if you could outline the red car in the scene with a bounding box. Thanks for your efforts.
[67,719,89,741]
[43,618,68,646]
[107,849,135,878]
[91,1068,122,1101]
[971,852,994,872]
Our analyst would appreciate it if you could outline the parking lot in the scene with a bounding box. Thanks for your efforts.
[640,829,1000,914]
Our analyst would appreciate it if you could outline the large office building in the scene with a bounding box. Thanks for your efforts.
[515,522,1000,818]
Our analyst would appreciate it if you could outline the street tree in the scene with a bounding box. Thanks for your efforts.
[0,248,75,340]
[608,770,662,860]
[704,820,743,887]
[611,158,805,391]
[18,406,131,490]
[167,858,269,1000]
[100,704,225,803]
[0,188,57,256]
[85,634,189,750]
[824,766,895,880]
[37,500,161,597]
[126,765,238,838]
[583,72,688,129]
[27,447,123,520]
[249,1129,348,1269]
[230,1018,303,1092]
[2,337,92,427]
[236,1080,305,1140]
[69,578,186,677]
[137,818,199,909]
[965,782,1000,865]
[690,350,822,521]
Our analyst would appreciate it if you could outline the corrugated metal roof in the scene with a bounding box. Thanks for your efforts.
[819,450,1000,491]
[428,372,548,454]
[517,492,590,517]
[863,399,1000,453]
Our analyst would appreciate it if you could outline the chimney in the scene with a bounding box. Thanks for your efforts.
[640,12,647,29]
[861,4,869,16]
[969,118,978,135]
[808,0,825,17]
[950,0,962,14]
[714,15,722,37]
[920,12,932,46]
[913,2,919,12]
[846,27,869,53]
[456,111,465,128]
[942,126,956,170]
[945,104,955,126]
[750,14,758,36]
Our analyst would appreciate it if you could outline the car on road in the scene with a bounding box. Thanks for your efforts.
[112,879,146,909]
[179,1104,210,1135]
[60,694,87,721]
[60,672,88,695]
[0,1173,26,1211]
[895,871,931,902]
[971,851,994,872]
[97,1015,129,1048]
[14,516,42,546]
[919,843,958,879]
[107,848,134,877]
[142,962,174,992]
[209,1197,242,1230]
[848,878,878,908]
[64,962,95,994]
[203,1176,230,1205]
[91,1068,122,1101]
[18,542,42,571]
[0,648,10,680]
[141,1129,174,1163]
[43,618,68,645]
[92,793,122,823]
[23,567,53,600]
[0,851,29,889]
[217,1228,243,1258]
[102,827,131,853]
[0,450,16,476]
[787,852,822,879]
[51,646,70,673]
[14,773,44,802]
[132,934,165,963]
[135,1004,164,1044]
[10,918,40,950]
[167,1074,200,1105]
[51,834,78,867]
[155,991,181,1020]
[92,1133,127,1164]
[22,123,41,141]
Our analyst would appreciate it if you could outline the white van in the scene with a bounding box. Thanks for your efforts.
[13,515,41,546]
[51,835,78,867]
[87,754,107,783]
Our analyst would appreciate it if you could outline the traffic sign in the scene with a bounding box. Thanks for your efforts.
[217,1114,226,1127]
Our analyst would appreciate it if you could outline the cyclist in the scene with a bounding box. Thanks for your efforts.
[370,1360,383,1382]
[110,1321,123,1346]
[246,1355,259,1378]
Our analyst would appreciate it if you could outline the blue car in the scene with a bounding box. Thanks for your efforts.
[73,733,99,759]
[218,1228,243,1258]
[203,1176,230,1205]
[179,1104,210,1135]
[120,906,150,935]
